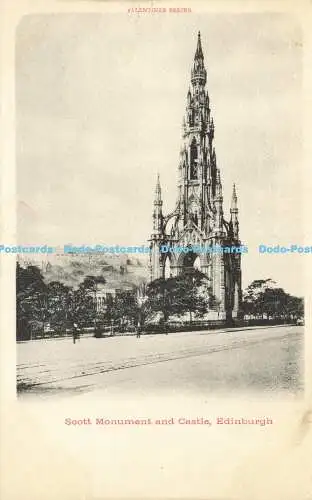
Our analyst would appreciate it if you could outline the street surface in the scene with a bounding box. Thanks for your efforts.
[17,325,303,397]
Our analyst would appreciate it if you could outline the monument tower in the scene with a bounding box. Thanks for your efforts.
[149,33,242,321]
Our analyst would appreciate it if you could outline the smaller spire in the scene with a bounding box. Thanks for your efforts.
[156,172,161,192]
[216,169,222,197]
[231,183,238,211]
[230,183,239,238]
[154,173,162,205]
[153,173,163,234]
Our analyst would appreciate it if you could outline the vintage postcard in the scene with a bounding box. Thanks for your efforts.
[0,0,311,499]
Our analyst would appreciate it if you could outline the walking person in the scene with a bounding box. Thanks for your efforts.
[73,322,78,344]
[136,321,141,339]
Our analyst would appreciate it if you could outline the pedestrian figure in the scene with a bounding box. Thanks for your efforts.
[136,323,141,338]
[73,322,78,344]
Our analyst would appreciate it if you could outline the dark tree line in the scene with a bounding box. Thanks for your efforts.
[16,264,214,339]
[241,279,304,321]
[16,263,107,340]
[16,263,304,340]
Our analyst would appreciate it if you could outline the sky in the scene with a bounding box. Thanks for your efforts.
[15,12,304,295]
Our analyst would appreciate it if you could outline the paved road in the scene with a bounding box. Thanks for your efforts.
[17,325,303,397]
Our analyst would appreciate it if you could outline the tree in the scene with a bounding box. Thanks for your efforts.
[108,290,140,328]
[145,277,173,323]
[242,279,277,318]
[285,295,304,320]
[71,275,106,327]
[16,262,48,339]
[169,270,210,322]
[146,270,210,324]
[242,278,304,321]
[46,281,73,331]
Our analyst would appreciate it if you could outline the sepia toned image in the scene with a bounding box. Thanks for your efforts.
[1,2,312,500]
[15,11,304,400]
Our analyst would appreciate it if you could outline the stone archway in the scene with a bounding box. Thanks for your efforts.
[174,248,202,276]
[182,250,199,273]
[164,255,172,279]
[160,251,176,279]
[171,245,211,278]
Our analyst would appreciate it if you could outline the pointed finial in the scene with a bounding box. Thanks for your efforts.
[154,173,163,210]
[155,173,161,197]
[231,183,238,211]
[195,30,204,59]
[156,172,160,187]
[232,183,237,199]
[215,169,223,198]
[230,184,239,236]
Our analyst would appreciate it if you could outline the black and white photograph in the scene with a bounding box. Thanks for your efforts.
[15,11,305,399]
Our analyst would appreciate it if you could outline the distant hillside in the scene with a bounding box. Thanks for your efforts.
[19,254,149,290]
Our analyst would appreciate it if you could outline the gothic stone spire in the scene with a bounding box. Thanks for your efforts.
[231,183,238,211]
[191,31,207,86]
[152,174,163,233]
[155,173,162,206]
[195,31,204,59]
[149,33,242,320]
[230,183,239,238]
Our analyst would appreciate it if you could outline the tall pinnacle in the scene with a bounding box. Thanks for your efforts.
[230,183,239,238]
[216,169,223,198]
[154,173,162,205]
[231,183,238,211]
[152,173,163,234]
[195,31,204,59]
[191,31,207,86]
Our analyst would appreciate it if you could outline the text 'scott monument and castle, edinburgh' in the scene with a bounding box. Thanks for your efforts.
[149,33,242,322]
